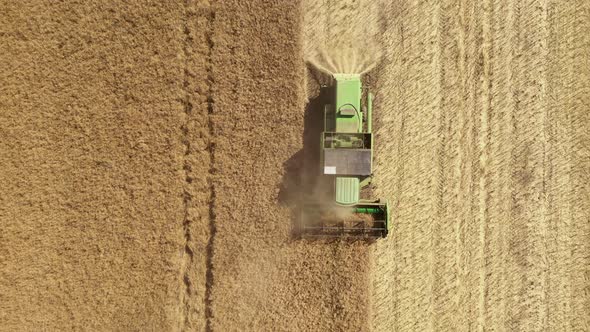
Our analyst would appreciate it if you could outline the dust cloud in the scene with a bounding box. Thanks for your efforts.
[307,45,381,76]
[303,0,383,76]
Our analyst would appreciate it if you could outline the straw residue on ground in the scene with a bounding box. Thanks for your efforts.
[205,1,372,331]
[0,2,197,330]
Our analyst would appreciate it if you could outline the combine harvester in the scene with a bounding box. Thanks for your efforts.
[302,73,391,239]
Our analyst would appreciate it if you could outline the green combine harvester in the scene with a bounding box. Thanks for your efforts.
[302,73,391,238]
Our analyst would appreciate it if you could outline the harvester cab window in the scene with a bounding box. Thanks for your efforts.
[338,104,357,116]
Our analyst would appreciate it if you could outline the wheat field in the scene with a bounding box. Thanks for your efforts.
[1,0,588,331]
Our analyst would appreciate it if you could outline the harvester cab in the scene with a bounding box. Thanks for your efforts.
[301,73,391,239]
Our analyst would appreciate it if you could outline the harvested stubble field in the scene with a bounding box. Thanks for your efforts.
[0,0,588,331]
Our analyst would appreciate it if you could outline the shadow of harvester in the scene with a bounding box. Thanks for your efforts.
[278,82,333,238]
